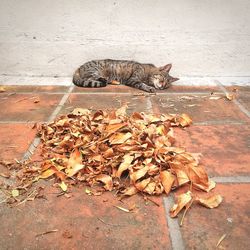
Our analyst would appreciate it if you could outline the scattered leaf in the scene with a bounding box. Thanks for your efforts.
[59,181,67,192]
[0,86,6,92]
[216,233,227,247]
[170,191,193,217]
[225,93,235,101]
[11,189,19,197]
[178,114,192,127]
[196,194,223,208]
[114,205,130,213]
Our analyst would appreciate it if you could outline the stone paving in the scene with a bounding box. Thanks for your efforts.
[0,84,249,250]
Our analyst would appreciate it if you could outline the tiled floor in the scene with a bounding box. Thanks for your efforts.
[0,84,249,250]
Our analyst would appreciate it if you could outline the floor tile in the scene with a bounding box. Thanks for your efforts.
[0,93,63,122]
[174,125,250,176]
[151,94,248,124]
[180,184,250,250]
[0,124,36,160]
[61,93,149,114]
[0,186,170,249]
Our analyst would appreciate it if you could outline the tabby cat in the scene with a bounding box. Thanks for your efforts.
[73,59,179,92]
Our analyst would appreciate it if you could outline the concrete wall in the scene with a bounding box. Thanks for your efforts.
[0,0,250,78]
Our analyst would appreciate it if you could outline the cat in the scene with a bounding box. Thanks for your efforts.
[73,59,179,92]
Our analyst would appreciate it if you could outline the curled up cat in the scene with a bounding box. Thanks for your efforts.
[73,59,179,92]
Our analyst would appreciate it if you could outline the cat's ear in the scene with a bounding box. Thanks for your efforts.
[169,77,179,83]
[159,64,172,72]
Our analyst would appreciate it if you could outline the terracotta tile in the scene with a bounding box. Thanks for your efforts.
[0,124,36,160]
[173,125,250,176]
[180,184,250,250]
[151,94,248,123]
[0,85,69,93]
[73,85,221,94]
[73,85,141,93]
[61,94,149,114]
[166,85,222,93]
[0,93,63,121]
[0,186,170,249]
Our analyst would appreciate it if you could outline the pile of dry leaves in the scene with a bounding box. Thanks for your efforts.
[1,106,222,218]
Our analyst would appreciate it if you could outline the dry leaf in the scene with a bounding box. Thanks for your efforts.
[33,97,40,103]
[196,194,223,208]
[225,93,235,101]
[170,191,193,217]
[109,132,132,145]
[178,114,192,127]
[130,165,149,182]
[160,171,175,194]
[66,149,84,177]
[96,174,113,191]
[72,108,90,116]
[0,86,6,92]
[114,205,130,213]
[116,154,134,178]
[11,189,19,197]
[59,181,67,192]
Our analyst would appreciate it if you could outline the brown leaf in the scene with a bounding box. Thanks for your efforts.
[116,154,134,178]
[66,149,84,177]
[109,132,132,145]
[178,114,192,127]
[115,105,127,116]
[105,123,127,134]
[0,86,6,92]
[188,164,209,189]
[170,191,193,217]
[72,108,91,116]
[196,194,223,208]
[225,93,235,101]
[135,178,151,191]
[96,174,113,191]
[121,186,138,197]
[114,205,130,213]
[160,171,175,194]
[130,165,149,183]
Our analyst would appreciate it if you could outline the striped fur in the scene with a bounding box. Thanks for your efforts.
[73,59,179,92]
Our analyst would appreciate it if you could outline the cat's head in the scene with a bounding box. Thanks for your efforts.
[150,64,179,89]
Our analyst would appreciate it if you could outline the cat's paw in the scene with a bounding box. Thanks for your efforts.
[146,86,156,93]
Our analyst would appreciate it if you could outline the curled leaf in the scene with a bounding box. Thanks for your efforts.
[170,191,193,217]
[196,194,223,208]
[66,149,84,177]
[96,174,113,191]
[160,171,175,194]
[116,154,134,178]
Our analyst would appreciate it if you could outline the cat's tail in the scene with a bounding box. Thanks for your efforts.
[72,68,82,86]
[72,68,107,88]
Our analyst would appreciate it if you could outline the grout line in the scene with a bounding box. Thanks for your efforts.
[215,80,250,118]
[0,121,40,124]
[22,85,74,161]
[212,176,250,183]
[163,196,185,250]
[146,95,185,250]
[193,120,247,126]
[47,85,74,122]
[145,96,153,113]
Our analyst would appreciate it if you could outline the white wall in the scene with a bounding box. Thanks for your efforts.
[0,0,250,78]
